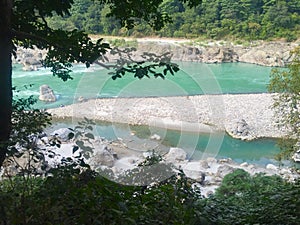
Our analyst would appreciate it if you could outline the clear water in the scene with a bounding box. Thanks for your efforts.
[48,120,281,166]
[12,62,272,109]
[13,62,283,165]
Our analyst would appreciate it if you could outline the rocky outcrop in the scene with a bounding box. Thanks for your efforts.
[202,47,239,63]
[15,40,299,70]
[39,84,57,102]
[3,130,299,197]
[102,40,298,67]
[13,47,46,71]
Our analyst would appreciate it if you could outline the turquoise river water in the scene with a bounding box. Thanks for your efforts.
[13,62,285,165]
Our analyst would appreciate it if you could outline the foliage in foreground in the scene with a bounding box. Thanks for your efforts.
[203,169,300,225]
[0,167,205,225]
[0,168,299,225]
[268,47,300,160]
[2,96,299,224]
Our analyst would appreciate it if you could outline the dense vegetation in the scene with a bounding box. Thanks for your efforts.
[1,167,299,225]
[268,47,300,159]
[48,0,300,41]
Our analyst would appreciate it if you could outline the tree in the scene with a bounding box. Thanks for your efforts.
[0,0,13,168]
[0,0,200,168]
[268,47,300,159]
[203,169,300,224]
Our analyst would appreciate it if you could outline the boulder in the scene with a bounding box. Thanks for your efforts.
[183,169,205,184]
[240,162,249,167]
[164,147,187,164]
[39,85,56,102]
[89,145,116,168]
[22,64,38,71]
[266,163,278,171]
[228,119,253,140]
[199,160,210,169]
[236,119,250,135]
[50,128,74,142]
[150,134,161,141]
[216,165,236,178]
[292,150,300,163]
[78,96,86,103]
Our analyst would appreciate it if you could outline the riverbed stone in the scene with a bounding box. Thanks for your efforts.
[150,134,161,141]
[50,128,74,142]
[199,160,210,169]
[240,162,248,167]
[183,169,205,183]
[89,145,116,168]
[266,163,278,171]
[164,147,187,164]
[216,165,236,178]
[292,150,300,163]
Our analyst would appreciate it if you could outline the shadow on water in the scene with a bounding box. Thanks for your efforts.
[48,119,285,167]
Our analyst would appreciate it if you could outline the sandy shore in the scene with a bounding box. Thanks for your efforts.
[47,93,285,140]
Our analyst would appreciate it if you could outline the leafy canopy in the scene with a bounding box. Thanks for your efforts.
[12,0,201,81]
[47,0,300,40]
[268,47,300,159]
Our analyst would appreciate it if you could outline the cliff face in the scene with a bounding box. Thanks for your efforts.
[123,41,298,67]
[13,40,299,70]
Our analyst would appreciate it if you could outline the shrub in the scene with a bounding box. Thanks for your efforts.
[203,169,300,225]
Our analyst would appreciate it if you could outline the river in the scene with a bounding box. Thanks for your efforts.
[13,62,283,166]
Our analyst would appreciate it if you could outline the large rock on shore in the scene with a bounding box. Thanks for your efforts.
[292,150,300,163]
[237,42,292,67]
[50,128,74,142]
[13,47,46,70]
[164,147,188,164]
[89,145,117,168]
[227,119,254,140]
[202,47,239,63]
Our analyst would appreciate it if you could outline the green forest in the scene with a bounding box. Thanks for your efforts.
[48,0,300,41]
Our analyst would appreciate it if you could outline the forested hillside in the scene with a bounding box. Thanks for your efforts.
[48,0,300,41]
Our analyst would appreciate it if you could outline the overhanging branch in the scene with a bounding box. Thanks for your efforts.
[12,29,58,48]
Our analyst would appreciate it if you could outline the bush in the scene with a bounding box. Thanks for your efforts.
[0,167,207,225]
[203,169,300,225]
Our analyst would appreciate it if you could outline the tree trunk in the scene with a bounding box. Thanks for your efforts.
[0,0,13,168]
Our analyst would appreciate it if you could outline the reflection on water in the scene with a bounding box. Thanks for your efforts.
[47,119,282,166]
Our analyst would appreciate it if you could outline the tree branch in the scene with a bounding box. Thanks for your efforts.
[12,29,55,48]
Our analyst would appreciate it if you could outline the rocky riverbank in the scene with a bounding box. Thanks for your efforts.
[13,38,300,70]
[59,139,300,197]
[47,93,286,140]
[3,128,297,197]
[104,38,299,67]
